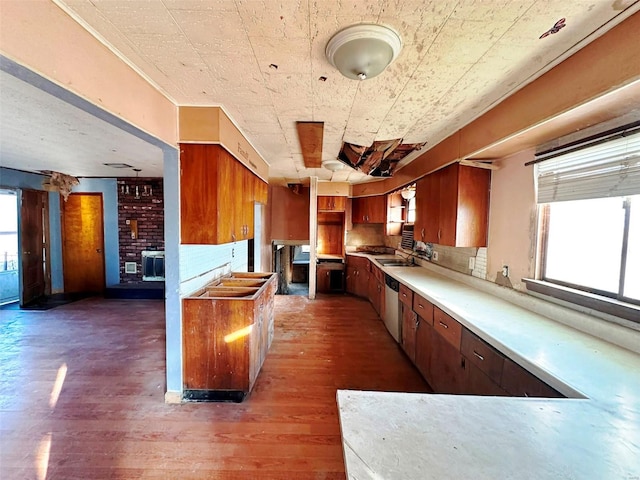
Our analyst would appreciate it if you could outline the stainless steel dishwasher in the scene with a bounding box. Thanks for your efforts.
[383,273,401,342]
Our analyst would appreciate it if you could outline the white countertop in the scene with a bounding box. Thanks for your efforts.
[338,254,640,479]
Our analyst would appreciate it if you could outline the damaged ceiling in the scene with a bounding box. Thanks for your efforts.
[1,1,639,183]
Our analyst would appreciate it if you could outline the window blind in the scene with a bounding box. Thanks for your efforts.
[535,130,640,203]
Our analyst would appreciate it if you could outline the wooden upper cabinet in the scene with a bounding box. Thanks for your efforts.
[180,143,264,244]
[414,163,490,247]
[352,195,386,223]
[255,177,268,204]
[318,195,346,212]
[242,167,255,239]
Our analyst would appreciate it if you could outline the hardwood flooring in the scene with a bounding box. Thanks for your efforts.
[0,294,431,479]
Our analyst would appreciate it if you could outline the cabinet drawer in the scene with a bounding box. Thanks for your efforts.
[412,293,433,324]
[461,329,504,383]
[399,283,413,307]
[501,358,564,398]
[346,255,369,270]
[433,307,462,349]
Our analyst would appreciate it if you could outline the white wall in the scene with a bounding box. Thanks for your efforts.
[179,241,249,296]
[487,149,537,291]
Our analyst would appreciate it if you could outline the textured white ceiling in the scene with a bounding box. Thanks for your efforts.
[2,0,639,183]
[0,70,164,178]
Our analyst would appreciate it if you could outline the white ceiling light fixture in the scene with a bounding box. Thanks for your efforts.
[326,24,402,81]
[322,160,345,172]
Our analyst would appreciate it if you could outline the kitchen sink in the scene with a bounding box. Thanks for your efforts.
[375,258,417,267]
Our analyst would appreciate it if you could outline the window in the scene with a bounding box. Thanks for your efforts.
[532,126,640,318]
[406,197,416,224]
[541,195,638,303]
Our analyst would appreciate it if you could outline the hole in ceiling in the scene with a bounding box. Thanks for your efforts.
[269,63,278,70]
[319,76,327,82]
[338,139,427,177]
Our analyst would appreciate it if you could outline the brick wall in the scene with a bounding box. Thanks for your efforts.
[117,177,164,283]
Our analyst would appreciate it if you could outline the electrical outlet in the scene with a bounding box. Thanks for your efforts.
[432,251,439,261]
[469,257,475,270]
[502,265,509,277]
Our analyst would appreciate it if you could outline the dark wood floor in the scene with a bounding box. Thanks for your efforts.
[0,294,431,479]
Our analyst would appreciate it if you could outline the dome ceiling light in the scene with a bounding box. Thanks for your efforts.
[322,160,345,172]
[325,24,402,81]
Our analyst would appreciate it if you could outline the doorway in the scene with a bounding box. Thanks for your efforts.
[62,193,105,293]
[273,242,310,296]
[0,190,19,305]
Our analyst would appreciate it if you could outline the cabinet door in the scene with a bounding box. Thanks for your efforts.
[243,166,255,239]
[365,195,387,223]
[217,149,238,244]
[356,265,370,298]
[316,266,331,293]
[345,264,358,294]
[415,315,433,383]
[352,196,386,223]
[401,303,417,363]
[318,195,346,211]
[429,328,466,394]
[465,362,508,396]
[455,165,491,247]
[414,173,440,242]
[180,144,220,244]
[352,197,367,223]
[501,358,564,398]
[318,196,333,211]
[437,164,459,246]
[332,196,346,211]
[255,176,268,204]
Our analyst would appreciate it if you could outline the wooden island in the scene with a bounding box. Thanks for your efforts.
[182,272,278,402]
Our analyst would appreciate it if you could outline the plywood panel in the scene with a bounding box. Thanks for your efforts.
[296,122,324,168]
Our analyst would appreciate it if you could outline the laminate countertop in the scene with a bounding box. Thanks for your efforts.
[338,254,640,479]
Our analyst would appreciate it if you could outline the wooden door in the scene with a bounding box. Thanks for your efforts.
[62,193,105,293]
[20,189,48,305]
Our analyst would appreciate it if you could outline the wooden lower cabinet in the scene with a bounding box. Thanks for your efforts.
[368,264,385,317]
[403,286,564,398]
[501,358,563,398]
[401,303,417,363]
[345,256,370,298]
[429,328,467,394]
[415,316,434,384]
[182,273,277,401]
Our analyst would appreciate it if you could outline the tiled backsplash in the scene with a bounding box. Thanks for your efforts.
[346,223,386,247]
